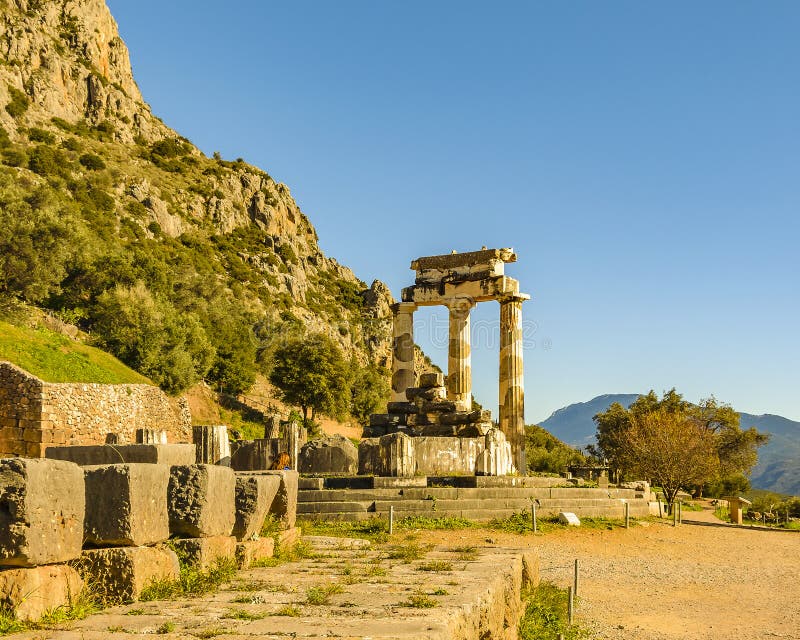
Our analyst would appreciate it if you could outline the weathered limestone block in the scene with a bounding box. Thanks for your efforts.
[379,432,415,477]
[386,401,419,414]
[167,465,235,537]
[233,474,280,541]
[171,536,237,570]
[476,429,514,476]
[236,470,298,529]
[419,372,445,388]
[369,413,404,428]
[419,400,458,413]
[78,546,179,603]
[0,458,84,567]
[439,409,492,425]
[236,537,275,568]
[406,386,447,402]
[83,463,170,547]
[0,564,83,621]
[230,439,274,471]
[46,444,195,466]
[192,425,231,465]
[361,426,386,439]
[298,435,358,474]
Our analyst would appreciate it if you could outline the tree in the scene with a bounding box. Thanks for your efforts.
[616,409,720,511]
[525,424,586,474]
[350,361,390,425]
[269,332,350,426]
[92,282,215,394]
[591,389,768,493]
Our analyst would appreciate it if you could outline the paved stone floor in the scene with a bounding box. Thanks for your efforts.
[13,536,531,640]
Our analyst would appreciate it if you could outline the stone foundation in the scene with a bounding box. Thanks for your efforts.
[0,564,83,621]
[78,546,180,603]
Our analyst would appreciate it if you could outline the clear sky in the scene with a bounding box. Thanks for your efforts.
[107,1,799,423]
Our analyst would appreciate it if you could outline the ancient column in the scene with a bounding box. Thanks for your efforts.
[499,296,526,473]
[447,297,474,410]
[390,302,417,402]
[192,424,231,466]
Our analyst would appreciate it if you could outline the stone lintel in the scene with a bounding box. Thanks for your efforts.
[390,301,418,314]
[402,276,522,306]
[410,248,516,271]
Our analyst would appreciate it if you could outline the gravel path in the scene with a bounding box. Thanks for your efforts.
[418,506,800,639]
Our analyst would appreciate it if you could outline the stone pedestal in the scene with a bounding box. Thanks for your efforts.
[499,296,526,474]
[193,425,231,465]
[390,302,417,402]
[447,298,474,410]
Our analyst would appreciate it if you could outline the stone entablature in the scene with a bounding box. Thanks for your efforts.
[0,362,191,457]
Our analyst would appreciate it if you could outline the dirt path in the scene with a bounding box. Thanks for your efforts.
[416,507,800,639]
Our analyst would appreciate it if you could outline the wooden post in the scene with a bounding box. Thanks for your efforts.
[389,506,394,535]
[678,500,683,525]
[625,501,630,529]
[673,503,677,527]
[568,585,574,625]
[531,501,538,533]
[573,559,579,597]
[658,498,663,518]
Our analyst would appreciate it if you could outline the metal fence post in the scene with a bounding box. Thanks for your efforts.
[532,501,538,533]
[573,558,579,597]
[389,505,394,535]
[625,501,630,529]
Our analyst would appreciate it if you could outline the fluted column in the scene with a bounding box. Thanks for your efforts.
[499,296,526,474]
[192,424,231,466]
[390,302,417,402]
[447,297,474,410]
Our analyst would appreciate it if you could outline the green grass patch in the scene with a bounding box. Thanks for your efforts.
[270,605,302,617]
[0,587,100,635]
[400,592,437,608]
[221,608,266,620]
[139,557,237,601]
[518,582,589,640]
[0,320,151,384]
[385,542,431,562]
[297,517,389,543]
[396,515,477,530]
[305,583,344,605]
[489,511,628,534]
[416,560,453,572]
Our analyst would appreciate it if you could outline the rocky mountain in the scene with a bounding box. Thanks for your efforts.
[0,0,417,400]
[540,394,800,496]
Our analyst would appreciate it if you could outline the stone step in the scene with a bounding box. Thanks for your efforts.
[296,501,370,514]
[298,486,639,502]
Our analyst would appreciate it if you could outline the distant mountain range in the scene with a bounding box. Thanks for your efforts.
[539,394,800,496]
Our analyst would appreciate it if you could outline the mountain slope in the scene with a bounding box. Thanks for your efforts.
[0,0,400,399]
[540,393,800,496]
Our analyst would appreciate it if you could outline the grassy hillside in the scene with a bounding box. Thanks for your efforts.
[0,319,151,385]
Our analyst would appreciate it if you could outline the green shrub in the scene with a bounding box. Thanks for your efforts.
[62,137,82,152]
[150,137,191,158]
[2,148,26,167]
[0,126,11,148]
[79,153,106,170]
[5,85,29,118]
[27,127,55,143]
[28,144,71,177]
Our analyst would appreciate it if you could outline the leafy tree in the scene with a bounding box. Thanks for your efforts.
[269,332,350,426]
[616,408,720,512]
[350,361,389,425]
[591,389,769,496]
[91,282,215,394]
[525,424,586,474]
[0,175,83,304]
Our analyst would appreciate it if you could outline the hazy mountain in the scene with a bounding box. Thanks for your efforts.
[540,394,800,496]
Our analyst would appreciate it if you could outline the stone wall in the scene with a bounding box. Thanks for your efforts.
[0,362,191,457]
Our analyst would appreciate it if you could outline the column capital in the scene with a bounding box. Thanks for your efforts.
[444,296,477,311]
[391,301,418,314]
[499,293,530,304]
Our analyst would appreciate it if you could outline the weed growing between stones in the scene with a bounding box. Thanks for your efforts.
[446,545,479,560]
[400,592,438,608]
[156,621,175,634]
[271,605,302,617]
[385,542,431,562]
[416,560,453,572]
[139,557,238,601]
[0,585,100,635]
[251,540,316,567]
[221,608,267,620]
[305,583,344,605]
[518,582,589,640]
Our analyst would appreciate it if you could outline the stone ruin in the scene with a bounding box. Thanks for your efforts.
[0,454,299,620]
[363,248,529,476]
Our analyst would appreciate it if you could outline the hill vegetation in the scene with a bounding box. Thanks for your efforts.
[0,318,150,385]
[0,0,397,417]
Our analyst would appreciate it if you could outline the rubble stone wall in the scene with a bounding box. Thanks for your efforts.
[0,362,191,457]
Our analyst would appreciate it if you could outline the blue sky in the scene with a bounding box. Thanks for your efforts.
[107,1,799,423]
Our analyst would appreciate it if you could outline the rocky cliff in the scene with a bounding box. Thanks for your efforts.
[0,0,407,397]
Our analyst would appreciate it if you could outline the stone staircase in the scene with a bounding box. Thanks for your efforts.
[297,477,652,522]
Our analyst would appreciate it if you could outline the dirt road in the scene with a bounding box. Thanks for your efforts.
[418,508,800,639]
